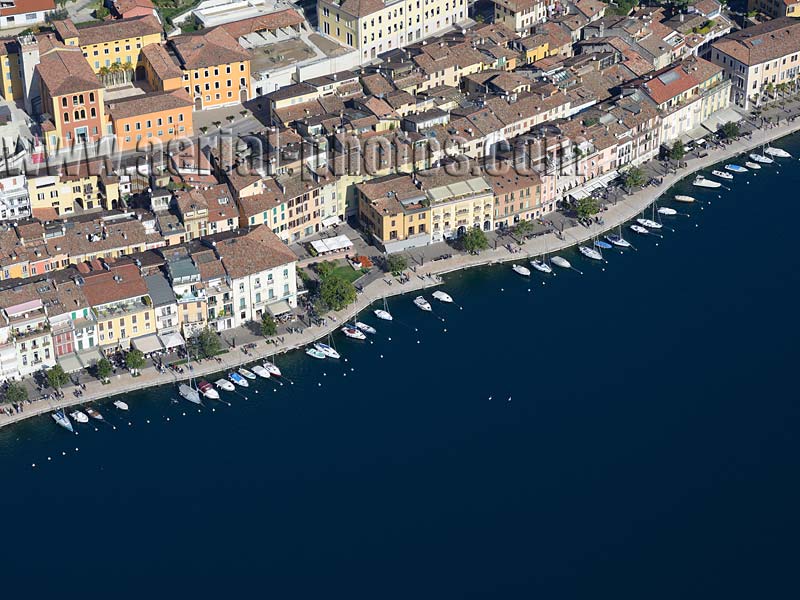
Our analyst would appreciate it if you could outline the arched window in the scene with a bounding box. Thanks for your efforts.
[90,107,96,118]
[73,110,80,121]
[63,112,70,123]
[80,109,86,119]
[89,92,95,103]
[79,94,84,104]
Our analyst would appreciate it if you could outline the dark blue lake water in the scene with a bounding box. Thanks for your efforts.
[2,137,800,599]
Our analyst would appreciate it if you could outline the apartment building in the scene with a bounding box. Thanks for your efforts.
[27,164,120,217]
[106,90,194,152]
[748,0,800,18]
[491,0,548,34]
[0,173,30,222]
[483,164,556,229]
[0,0,55,31]
[165,254,207,339]
[356,173,430,252]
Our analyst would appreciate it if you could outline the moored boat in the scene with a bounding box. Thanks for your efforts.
[605,234,631,248]
[70,410,89,424]
[637,218,663,229]
[693,176,721,188]
[113,400,129,411]
[354,321,376,334]
[263,361,282,377]
[657,207,677,216]
[374,297,393,321]
[512,263,531,276]
[229,372,249,387]
[530,259,552,274]
[630,224,650,234]
[85,407,104,421]
[749,153,773,164]
[215,378,236,392]
[197,379,220,399]
[551,256,571,269]
[178,383,201,404]
[306,347,326,359]
[674,195,696,203]
[725,164,748,173]
[432,290,453,303]
[413,296,432,311]
[764,146,791,158]
[52,410,74,433]
[711,169,733,180]
[579,245,603,260]
[341,325,367,340]
[314,342,340,359]
[238,367,256,380]
[594,239,613,250]
[251,365,271,379]
[745,161,761,170]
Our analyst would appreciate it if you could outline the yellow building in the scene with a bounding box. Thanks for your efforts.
[0,40,23,102]
[422,171,494,243]
[749,0,800,18]
[28,165,120,217]
[80,262,156,352]
[317,0,469,63]
[54,15,162,76]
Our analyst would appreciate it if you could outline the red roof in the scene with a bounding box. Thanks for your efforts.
[0,0,55,17]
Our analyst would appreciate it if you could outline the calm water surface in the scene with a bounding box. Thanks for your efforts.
[2,138,800,599]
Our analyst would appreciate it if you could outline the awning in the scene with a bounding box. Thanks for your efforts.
[310,234,353,254]
[131,333,163,354]
[267,299,292,316]
[159,331,185,350]
[702,107,743,134]
[76,347,104,368]
[321,215,340,228]
[57,353,83,374]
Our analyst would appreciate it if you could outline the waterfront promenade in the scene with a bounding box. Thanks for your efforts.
[2,119,798,429]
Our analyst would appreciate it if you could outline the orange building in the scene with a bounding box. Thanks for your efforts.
[106,89,194,152]
[141,43,184,92]
[170,27,252,110]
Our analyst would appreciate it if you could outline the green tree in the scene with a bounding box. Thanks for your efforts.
[96,357,112,382]
[125,349,146,375]
[196,327,222,359]
[315,260,336,279]
[386,253,408,274]
[462,227,489,254]
[720,121,740,139]
[46,365,69,390]
[513,219,534,238]
[260,313,278,338]
[95,6,109,19]
[624,167,646,190]
[4,381,28,404]
[576,196,600,219]
[669,140,685,161]
[318,274,357,312]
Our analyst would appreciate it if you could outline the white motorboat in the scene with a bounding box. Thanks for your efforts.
[605,234,631,248]
[85,407,104,421]
[354,321,376,334]
[229,372,249,387]
[530,259,552,274]
[657,207,677,216]
[512,264,531,276]
[251,365,271,379]
[52,410,73,433]
[749,153,773,164]
[630,224,650,234]
[674,195,696,203]
[764,146,791,158]
[238,367,256,380]
[725,164,748,173]
[579,245,603,260]
[215,378,236,392]
[314,342,340,359]
[70,410,89,424]
[306,347,326,359]
[745,161,761,170]
[693,176,721,188]
[432,290,453,303]
[113,400,129,411]
[178,383,201,405]
[341,325,367,340]
[711,169,733,180]
[413,296,432,311]
[551,256,571,269]
[637,218,663,229]
[197,380,220,399]
[263,361,282,377]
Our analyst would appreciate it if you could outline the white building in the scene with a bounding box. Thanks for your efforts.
[0,0,55,31]
[0,173,30,222]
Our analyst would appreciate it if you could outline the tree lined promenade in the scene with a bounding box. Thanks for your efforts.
[2,117,800,430]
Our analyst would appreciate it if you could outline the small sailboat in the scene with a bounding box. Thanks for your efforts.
[725,164,748,173]
[263,361,282,377]
[630,224,650,234]
[512,263,531,276]
[229,372,249,387]
[551,256,571,269]
[693,176,721,188]
[605,233,631,248]
[52,410,74,432]
[215,378,236,392]
[314,342,340,359]
[70,410,89,424]
[179,383,201,405]
[413,296,432,311]
[579,245,603,260]
[711,169,733,180]
[238,367,256,380]
[674,195,696,203]
[306,347,326,359]
[745,161,761,170]
[594,239,613,250]
[374,297,393,321]
[354,321,376,334]
[341,325,367,340]
[636,218,663,230]
[657,207,677,216]
[251,365,271,379]
[764,146,791,158]
[432,290,453,303]
[85,407,104,421]
[113,400,129,411]
[749,153,773,164]
[530,258,552,274]
[197,379,220,400]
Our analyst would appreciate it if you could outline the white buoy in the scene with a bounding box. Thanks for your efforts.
[32,464,35,468]
[47,457,51,461]
[146,419,150,424]
[62,451,66,456]
[380,354,384,358]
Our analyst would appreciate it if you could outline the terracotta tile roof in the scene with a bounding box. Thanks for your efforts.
[36,42,101,97]
[360,73,395,96]
[217,226,295,279]
[0,0,54,17]
[141,43,183,81]
[217,8,304,38]
[337,0,385,17]
[712,17,800,66]
[201,185,239,223]
[639,57,722,105]
[81,262,148,306]
[172,26,251,69]
[113,0,155,14]
[73,15,162,46]
[107,89,193,120]
[575,0,606,18]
